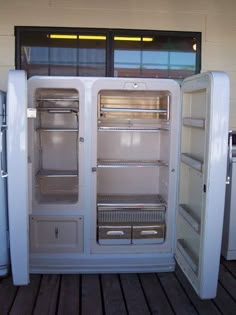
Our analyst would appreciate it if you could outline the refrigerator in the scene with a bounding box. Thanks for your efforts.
[0,90,9,277]
[6,70,229,299]
[222,131,236,259]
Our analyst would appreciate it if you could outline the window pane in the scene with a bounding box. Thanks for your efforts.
[78,37,106,76]
[113,34,198,79]
[114,37,142,77]
[21,32,50,77]
[142,36,169,78]
[168,36,197,79]
[50,40,77,76]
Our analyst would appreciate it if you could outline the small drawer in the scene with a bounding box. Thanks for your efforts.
[132,225,165,244]
[98,225,131,245]
[30,215,83,253]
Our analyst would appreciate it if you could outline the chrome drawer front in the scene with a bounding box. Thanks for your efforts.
[132,225,165,244]
[98,226,131,244]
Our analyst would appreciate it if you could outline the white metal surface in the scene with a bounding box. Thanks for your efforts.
[0,90,9,277]
[7,70,29,285]
[176,71,229,299]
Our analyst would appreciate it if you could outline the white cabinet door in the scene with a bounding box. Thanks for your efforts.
[7,70,29,285]
[176,71,229,299]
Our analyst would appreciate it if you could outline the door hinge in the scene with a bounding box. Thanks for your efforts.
[92,167,97,172]
[203,184,206,193]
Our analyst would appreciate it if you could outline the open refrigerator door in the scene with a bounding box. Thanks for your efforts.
[175,71,229,299]
[7,70,29,285]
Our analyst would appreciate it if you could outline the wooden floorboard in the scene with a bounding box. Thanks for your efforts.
[101,274,127,315]
[1,260,236,315]
[33,274,60,315]
[81,274,103,315]
[175,265,221,315]
[158,272,198,315]
[139,273,174,315]
[119,273,151,315]
[57,274,80,315]
[0,276,18,315]
[9,274,41,315]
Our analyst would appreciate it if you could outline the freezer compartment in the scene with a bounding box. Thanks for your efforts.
[30,215,84,253]
[98,90,170,123]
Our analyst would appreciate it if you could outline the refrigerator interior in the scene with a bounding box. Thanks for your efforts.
[95,89,173,247]
[29,87,80,205]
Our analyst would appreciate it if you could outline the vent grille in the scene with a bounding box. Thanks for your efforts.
[98,209,165,224]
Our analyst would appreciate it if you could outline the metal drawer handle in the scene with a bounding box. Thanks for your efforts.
[107,231,125,236]
[140,230,158,236]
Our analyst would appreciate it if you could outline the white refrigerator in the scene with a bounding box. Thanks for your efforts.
[0,90,9,276]
[6,70,229,299]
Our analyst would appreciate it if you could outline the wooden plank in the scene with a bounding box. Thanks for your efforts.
[119,273,150,315]
[33,274,60,315]
[81,274,103,315]
[139,273,174,315]
[57,275,80,315]
[0,276,18,315]
[158,272,197,315]
[213,283,236,315]
[175,265,221,315]
[222,259,236,278]
[9,275,41,315]
[101,274,127,315]
[218,264,236,300]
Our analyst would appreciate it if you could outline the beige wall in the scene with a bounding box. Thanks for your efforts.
[0,0,236,128]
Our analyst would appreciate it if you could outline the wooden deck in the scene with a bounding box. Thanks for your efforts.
[0,258,236,315]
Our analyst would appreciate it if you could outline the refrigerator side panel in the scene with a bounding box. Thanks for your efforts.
[0,90,9,276]
[7,70,29,285]
[176,71,229,299]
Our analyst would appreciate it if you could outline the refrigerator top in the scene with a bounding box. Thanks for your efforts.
[0,90,6,117]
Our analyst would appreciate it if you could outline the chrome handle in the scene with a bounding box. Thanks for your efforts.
[140,230,158,236]
[1,125,8,178]
[107,231,125,236]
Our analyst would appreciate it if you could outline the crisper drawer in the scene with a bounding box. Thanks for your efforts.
[98,225,131,245]
[30,215,83,253]
[132,225,165,244]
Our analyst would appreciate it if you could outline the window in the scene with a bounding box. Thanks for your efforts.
[16,27,201,80]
